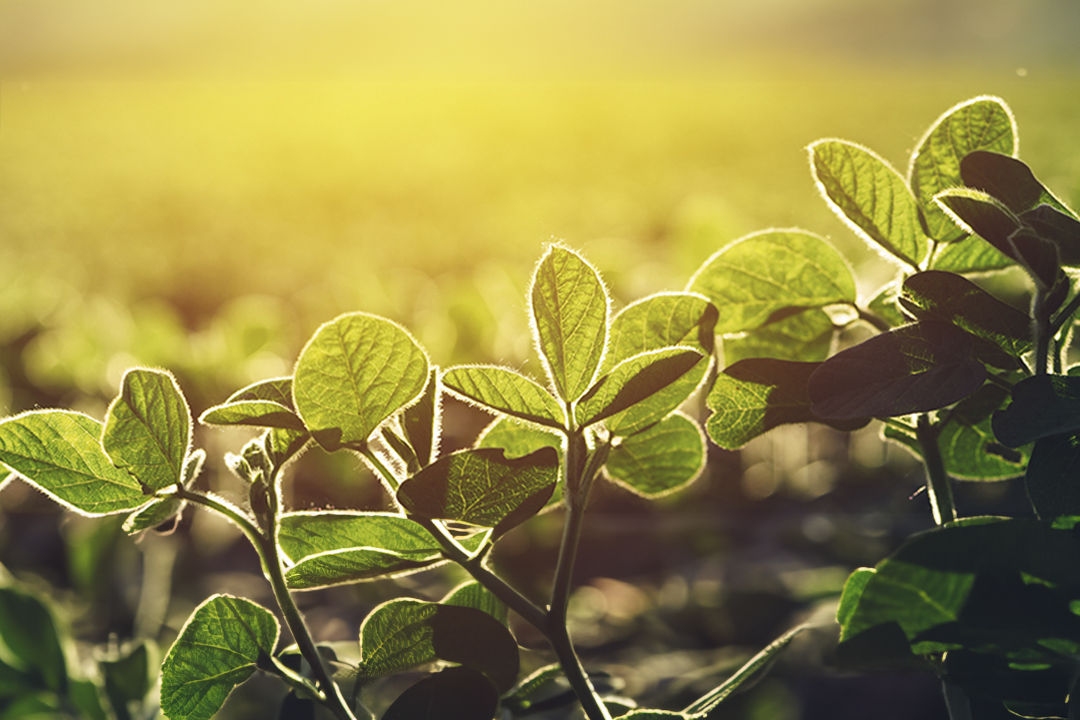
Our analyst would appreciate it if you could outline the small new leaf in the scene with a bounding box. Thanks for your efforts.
[103,368,191,491]
[0,411,146,515]
[443,365,565,428]
[809,139,929,268]
[530,245,610,402]
[160,595,278,720]
[293,312,429,450]
[688,229,856,334]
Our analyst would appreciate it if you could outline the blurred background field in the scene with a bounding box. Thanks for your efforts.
[1,1,1079,717]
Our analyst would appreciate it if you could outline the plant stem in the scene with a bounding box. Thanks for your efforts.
[1034,288,1053,376]
[1051,292,1080,335]
[915,415,956,525]
[855,305,892,333]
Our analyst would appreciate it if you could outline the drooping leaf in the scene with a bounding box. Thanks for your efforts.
[357,599,519,692]
[443,365,565,428]
[929,233,1014,274]
[279,512,489,589]
[121,449,205,534]
[442,581,508,625]
[293,312,429,450]
[603,292,717,370]
[688,229,856,334]
[0,411,147,515]
[102,368,191,492]
[199,377,305,431]
[603,413,704,498]
[159,595,278,720]
[1025,433,1080,520]
[0,585,67,693]
[529,245,610,402]
[992,375,1080,447]
[808,321,988,420]
[909,96,1016,242]
[900,271,1031,358]
[475,417,562,460]
[404,369,440,467]
[707,359,869,449]
[960,151,1075,217]
[575,348,704,432]
[810,139,929,267]
[381,667,499,720]
[935,188,1024,263]
[722,308,835,364]
[398,447,559,534]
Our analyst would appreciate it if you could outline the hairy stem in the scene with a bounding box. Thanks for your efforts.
[1034,288,1053,376]
[915,415,956,525]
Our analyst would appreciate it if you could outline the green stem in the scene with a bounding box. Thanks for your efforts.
[1051,291,1080,335]
[915,415,956,525]
[1034,288,1053,376]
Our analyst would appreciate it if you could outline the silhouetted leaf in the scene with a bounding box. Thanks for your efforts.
[910,96,1016,242]
[1022,204,1080,267]
[689,229,856,334]
[960,151,1074,217]
[293,312,429,450]
[1025,434,1080,520]
[604,413,704,497]
[723,307,835,364]
[160,595,278,720]
[442,581,508,625]
[102,368,191,491]
[381,667,499,720]
[604,292,717,369]
[404,369,440,467]
[809,322,988,420]
[398,447,559,534]
[443,365,565,428]
[530,245,609,402]
[810,139,929,267]
[936,188,1024,262]
[707,359,869,449]
[993,375,1080,447]
[0,411,147,515]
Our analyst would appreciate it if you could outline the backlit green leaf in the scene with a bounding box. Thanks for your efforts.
[1025,434,1080,520]
[160,595,278,720]
[992,375,1080,447]
[707,359,868,449]
[722,308,834,364]
[0,411,146,515]
[530,245,609,402]
[575,348,704,432]
[201,377,303,430]
[443,581,508,625]
[475,417,561,459]
[929,233,1014,273]
[809,322,988,420]
[603,292,717,370]
[900,271,1031,358]
[688,229,856,334]
[122,449,204,534]
[0,585,67,694]
[102,368,191,492]
[443,365,565,428]
[358,599,519,692]
[810,139,928,268]
[381,667,499,720]
[293,312,429,450]
[398,447,559,534]
[866,282,908,328]
[936,386,1029,481]
[604,413,704,498]
[909,96,1016,242]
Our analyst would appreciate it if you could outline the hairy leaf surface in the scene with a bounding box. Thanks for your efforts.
[530,246,609,402]
[810,139,928,267]
[103,368,191,491]
[604,413,704,497]
[603,292,717,370]
[122,448,204,534]
[443,581,508,625]
[930,233,1014,273]
[443,365,564,428]
[160,595,278,720]
[475,417,561,459]
[909,96,1016,242]
[0,411,146,515]
[200,377,303,430]
[722,308,834,364]
[293,312,429,450]
[688,229,856,333]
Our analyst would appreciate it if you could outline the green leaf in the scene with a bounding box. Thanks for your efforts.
[1025,433,1080,520]
[100,641,154,716]
[909,96,1016,242]
[603,292,717,370]
[960,151,1075,217]
[279,512,489,589]
[603,413,704,498]
[706,359,869,449]
[529,245,610,402]
[122,449,205,534]
[930,233,1014,274]
[381,667,499,720]
[475,417,561,460]
[1022,204,1080,267]
[575,348,705,432]
[159,595,278,720]
[404,369,440,467]
[102,368,191,492]
[0,411,146,515]
[619,712,690,719]
[358,599,519,692]
[293,312,429,450]
[398,447,559,535]
[0,585,67,693]
[935,188,1024,263]
[936,386,1029,481]
[442,581,508,625]
[688,229,856,334]
[836,568,875,629]
[810,139,929,268]
[443,365,565,428]
[199,377,305,431]
[993,375,1080,447]
[808,322,988,420]
[866,282,909,328]
[722,308,835,364]
[900,271,1031,358]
